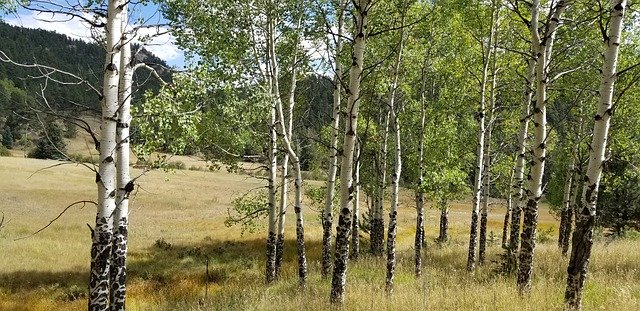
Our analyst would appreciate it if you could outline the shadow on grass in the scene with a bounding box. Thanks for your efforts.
[0,236,324,295]
[0,269,87,292]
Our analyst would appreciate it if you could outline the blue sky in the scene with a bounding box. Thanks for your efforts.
[1,1,186,68]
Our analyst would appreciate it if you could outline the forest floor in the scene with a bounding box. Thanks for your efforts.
[0,154,639,310]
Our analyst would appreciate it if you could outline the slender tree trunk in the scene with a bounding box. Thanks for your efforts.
[275,152,288,279]
[502,163,515,248]
[565,1,626,308]
[275,11,302,277]
[110,10,131,310]
[414,70,427,277]
[385,108,401,293]
[466,22,494,272]
[438,200,449,243]
[371,110,389,256]
[264,11,278,284]
[385,26,405,291]
[270,9,307,286]
[330,0,370,304]
[478,146,490,265]
[479,64,497,266]
[322,0,346,278]
[562,165,579,256]
[558,162,574,249]
[507,57,535,271]
[350,140,361,260]
[89,1,123,309]
[517,0,567,292]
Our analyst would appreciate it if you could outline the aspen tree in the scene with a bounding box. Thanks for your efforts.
[517,0,568,292]
[330,0,371,303]
[565,1,627,308]
[322,0,347,278]
[109,6,131,309]
[89,0,124,309]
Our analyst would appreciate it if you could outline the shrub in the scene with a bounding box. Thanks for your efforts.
[537,227,554,244]
[167,161,186,170]
[0,144,10,156]
[153,238,172,250]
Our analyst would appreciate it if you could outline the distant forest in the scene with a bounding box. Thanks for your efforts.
[0,21,172,149]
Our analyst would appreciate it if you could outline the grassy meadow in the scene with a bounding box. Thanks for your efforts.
[0,154,639,310]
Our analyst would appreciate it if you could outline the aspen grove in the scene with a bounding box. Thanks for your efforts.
[1,0,640,310]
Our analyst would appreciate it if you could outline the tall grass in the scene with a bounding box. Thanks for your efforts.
[0,156,638,310]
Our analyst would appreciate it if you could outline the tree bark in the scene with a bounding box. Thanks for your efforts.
[330,0,370,304]
[414,68,427,277]
[438,200,449,243]
[110,8,131,309]
[565,1,626,308]
[558,161,574,250]
[274,152,288,279]
[264,10,278,284]
[466,9,496,271]
[385,22,405,291]
[89,0,123,309]
[502,162,515,248]
[350,140,361,260]
[517,0,567,293]
[322,0,347,278]
[562,165,579,256]
[270,8,308,286]
[371,110,389,256]
[479,62,497,266]
[507,57,535,271]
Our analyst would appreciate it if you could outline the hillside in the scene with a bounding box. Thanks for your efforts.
[0,21,172,150]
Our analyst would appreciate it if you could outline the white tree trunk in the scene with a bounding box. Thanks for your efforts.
[350,140,361,259]
[330,0,370,304]
[508,58,535,255]
[565,1,626,308]
[518,0,568,292]
[558,160,575,249]
[385,18,405,292]
[275,152,289,279]
[479,63,497,266]
[502,161,515,248]
[371,109,390,255]
[562,161,580,256]
[90,0,123,309]
[466,20,494,272]
[110,7,131,309]
[264,11,278,283]
[322,0,347,278]
[270,9,308,285]
[414,70,427,276]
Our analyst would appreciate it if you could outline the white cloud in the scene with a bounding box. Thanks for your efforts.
[4,10,185,68]
[133,26,183,64]
[5,11,94,41]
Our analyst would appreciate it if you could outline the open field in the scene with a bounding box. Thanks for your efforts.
[0,155,639,310]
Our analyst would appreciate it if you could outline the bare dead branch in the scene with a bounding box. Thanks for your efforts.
[14,200,98,241]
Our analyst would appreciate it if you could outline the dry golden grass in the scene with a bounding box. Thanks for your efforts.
[0,155,639,310]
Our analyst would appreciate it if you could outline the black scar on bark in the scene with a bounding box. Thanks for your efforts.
[106,63,117,72]
[95,173,101,183]
[614,2,624,11]
[124,180,135,193]
[104,156,114,163]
